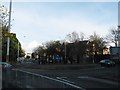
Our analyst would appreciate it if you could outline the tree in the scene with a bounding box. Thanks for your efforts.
[80,32,85,41]
[44,40,61,57]
[66,31,80,43]
[33,40,63,63]
[0,5,9,27]
[66,31,85,43]
[89,32,107,55]
[106,27,120,47]
[34,45,45,57]
[1,5,25,62]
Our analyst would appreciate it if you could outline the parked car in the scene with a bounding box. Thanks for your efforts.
[0,62,13,70]
[99,59,115,67]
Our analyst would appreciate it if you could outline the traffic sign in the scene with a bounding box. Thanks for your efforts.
[2,33,16,37]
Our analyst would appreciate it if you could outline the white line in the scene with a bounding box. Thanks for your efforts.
[78,76,89,79]
[78,76,119,86]
[56,77,75,84]
[15,69,86,90]
[26,85,35,88]
[81,67,104,71]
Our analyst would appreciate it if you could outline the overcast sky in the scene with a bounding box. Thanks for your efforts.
[2,0,118,53]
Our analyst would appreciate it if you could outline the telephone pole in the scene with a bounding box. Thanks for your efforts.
[6,0,12,63]
[118,2,120,47]
[118,25,120,47]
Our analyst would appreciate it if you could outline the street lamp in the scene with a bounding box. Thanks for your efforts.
[17,41,19,60]
[92,44,95,64]
[118,25,120,47]
[64,42,67,63]
[59,39,67,64]
[6,0,12,63]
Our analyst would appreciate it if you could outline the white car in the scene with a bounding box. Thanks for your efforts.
[0,62,13,70]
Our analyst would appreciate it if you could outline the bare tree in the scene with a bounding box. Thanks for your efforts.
[80,32,85,41]
[106,27,120,47]
[66,31,80,43]
[0,5,9,26]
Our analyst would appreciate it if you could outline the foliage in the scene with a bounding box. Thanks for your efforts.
[89,32,107,55]
[33,32,107,64]
[1,5,25,62]
[0,5,9,26]
[34,40,61,56]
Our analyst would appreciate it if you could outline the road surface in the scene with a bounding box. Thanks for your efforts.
[2,64,120,89]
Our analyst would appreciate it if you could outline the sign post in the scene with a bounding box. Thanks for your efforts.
[2,33,16,37]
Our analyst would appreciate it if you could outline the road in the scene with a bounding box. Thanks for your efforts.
[2,63,120,89]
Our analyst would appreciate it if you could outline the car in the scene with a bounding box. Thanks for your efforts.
[0,62,13,70]
[99,59,115,67]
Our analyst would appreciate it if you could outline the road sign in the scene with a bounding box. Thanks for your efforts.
[2,33,16,37]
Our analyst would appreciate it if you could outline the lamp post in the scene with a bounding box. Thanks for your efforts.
[59,39,67,64]
[118,25,120,47]
[17,41,19,60]
[65,42,67,63]
[6,0,12,63]
[92,44,95,64]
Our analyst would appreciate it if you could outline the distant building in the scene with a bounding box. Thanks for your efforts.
[61,40,89,63]
[103,48,110,55]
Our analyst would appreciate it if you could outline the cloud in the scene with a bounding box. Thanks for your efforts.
[28,40,39,48]
[2,0,119,2]
[12,3,117,38]
[11,2,117,53]
[22,40,40,53]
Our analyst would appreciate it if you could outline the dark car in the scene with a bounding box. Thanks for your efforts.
[0,62,13,70]
[99,59,115,67]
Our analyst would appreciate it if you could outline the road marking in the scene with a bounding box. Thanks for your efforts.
[56,77,75,84]
[78,76,119,86]
[78,76,89,79]
[81,67,104,71]
[14,69,86,90]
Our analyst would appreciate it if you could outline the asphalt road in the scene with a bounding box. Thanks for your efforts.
[2,64,120,90]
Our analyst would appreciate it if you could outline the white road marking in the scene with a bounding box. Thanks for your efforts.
[26,85,35,88]
[14,69,86,90]
[78,76,89,79]
[78,76,119,86]
[81,67,104,71]
[56,77,75,84]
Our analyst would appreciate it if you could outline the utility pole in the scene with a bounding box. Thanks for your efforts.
[18,41,19,60]
[118,2,120,47]
[118,25,120,47]
[65,42,66,63]
[92,43,95,64]
[6,0,12,63]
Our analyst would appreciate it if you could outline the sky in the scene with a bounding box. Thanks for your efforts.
[1,0,119,53]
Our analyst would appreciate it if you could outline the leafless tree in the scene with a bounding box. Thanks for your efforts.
[80,32,85,41]
[66,31,80,43]
[106,27,120,47]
